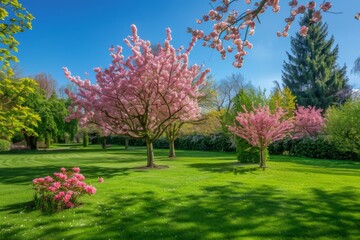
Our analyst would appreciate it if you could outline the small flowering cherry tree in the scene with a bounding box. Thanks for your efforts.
[64,25,210,168]
[229,105,294,169]
[191,0,336,68]
[293,106,325,138]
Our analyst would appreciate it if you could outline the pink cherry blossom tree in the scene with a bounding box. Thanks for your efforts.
[64,24,210,168]
[190,0,337,68]
[293,106,325,138]
[229,105,294,169]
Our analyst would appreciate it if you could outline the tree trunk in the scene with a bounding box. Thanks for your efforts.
[30,136,38,150]
[45,132,51,149]
[125,136,129,150]
[146,138,155,167]
[24,133,30,149]
[101,136,107,149]
[83,130,89,147]
[169,138,176,158]
[259,148,267,170]
[24,133,38,150]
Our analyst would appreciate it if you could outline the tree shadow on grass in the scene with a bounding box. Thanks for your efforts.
[188,162,260,175]
[187,162,238,173]
[0,147,148,156]
[63,184,360,239]
[273,155,360,170]
[175,150,236,160]
[282,166,360,177]
[1,183,359,239]
[0,200,35,214]
[233,165,260,175]
[271,155,360,177]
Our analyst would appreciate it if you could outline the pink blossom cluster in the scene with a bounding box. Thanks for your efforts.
[229,105,294,150]
[293,106,325,138]
[278,1,331,37]
[64,24,210,141]
[33,167,98,210]
[193,0,332,68]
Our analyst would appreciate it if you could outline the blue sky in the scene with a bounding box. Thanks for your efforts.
[16,0,360,92]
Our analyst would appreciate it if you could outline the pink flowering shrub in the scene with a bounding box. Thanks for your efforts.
[33,167,98,212]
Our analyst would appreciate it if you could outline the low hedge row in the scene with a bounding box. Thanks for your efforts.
[268,137,359,161]
[99,134,359,161]
[103,133,235,152]
[174,133,235,152]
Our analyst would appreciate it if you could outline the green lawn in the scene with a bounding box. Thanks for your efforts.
[0,144,359,240]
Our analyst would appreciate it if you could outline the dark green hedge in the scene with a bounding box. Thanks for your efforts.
[174,133,235,152]
[103,133,235,152]
[268,137,359,161]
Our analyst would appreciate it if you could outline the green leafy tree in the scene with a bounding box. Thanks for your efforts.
[282,10,351,110]
[48,93,68,143]
[33,73,73,146]
[325,99,360,156]
[1,0,34,75]
[23,90,56,149]
[22,87,68,149]
[0,77,40,139]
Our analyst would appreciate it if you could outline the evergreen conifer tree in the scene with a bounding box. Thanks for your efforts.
[282,10,351,110]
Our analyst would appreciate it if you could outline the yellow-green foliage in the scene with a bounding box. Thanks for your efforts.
[180,110,223,135]
[0,77,40,139]
[0,139,11,151]
[0,0,34,75]
[269,87,297,118]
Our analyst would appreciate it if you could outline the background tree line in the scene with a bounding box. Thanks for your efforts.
[0,70,78,150]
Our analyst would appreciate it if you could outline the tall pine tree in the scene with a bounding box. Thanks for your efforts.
[282,10,350,110]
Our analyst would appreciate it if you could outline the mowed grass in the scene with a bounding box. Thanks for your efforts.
[0,144,359,240]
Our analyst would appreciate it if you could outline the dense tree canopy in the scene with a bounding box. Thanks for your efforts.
[0,71,75,148]
[22,86,68,149]
[325,99,360,155]
[0,77,40,139]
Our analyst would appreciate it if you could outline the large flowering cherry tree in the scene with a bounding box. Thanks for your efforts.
[229,105,294,169]
[191,0,337,68]
[64,25,210,168]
